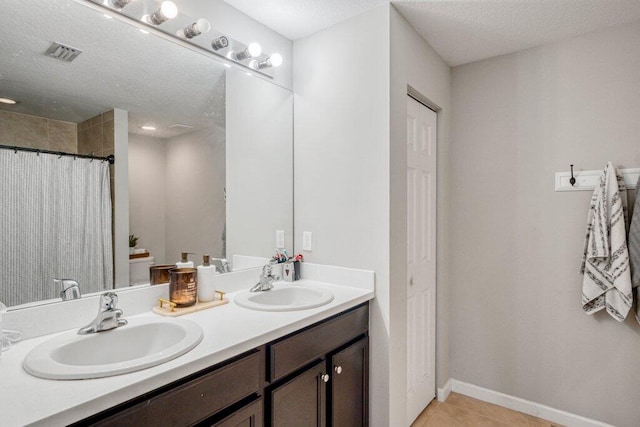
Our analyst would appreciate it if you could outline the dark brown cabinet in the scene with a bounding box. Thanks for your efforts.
[329,337,368,427]
[270,360,326,426]
[213,398,263,427]
[76,349,263,427]
[74,303,368,427]
[266,304,369,427]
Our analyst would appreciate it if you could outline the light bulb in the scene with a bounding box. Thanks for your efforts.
[247,43,262,58]
[177,18,211,39]
[211,36,229,51]
[254,53,284,70]
[269,53,283,67]
[235,43,262,61]
[147,1,178,25]
[196,18,211,33]
[160,1,178,19]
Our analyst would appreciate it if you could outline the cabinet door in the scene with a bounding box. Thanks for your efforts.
[270,360,326,427]
[213,398,263,427]
[330,337,368,427]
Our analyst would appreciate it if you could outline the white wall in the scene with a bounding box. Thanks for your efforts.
[174,0,293,90]
[226,69,293,263]
[293,5,392,426]
[389,6,451,423]
[450,22,640,427]
[128,134,167,263]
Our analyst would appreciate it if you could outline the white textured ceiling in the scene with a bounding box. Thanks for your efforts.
[225,0,387,40]
[395,0,640,66]
[225,0,640,66]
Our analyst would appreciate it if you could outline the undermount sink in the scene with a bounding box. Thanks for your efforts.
[23,317,203,380]
[234,283,334,311]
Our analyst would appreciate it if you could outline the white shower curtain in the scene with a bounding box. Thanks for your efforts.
[0,150,113,307]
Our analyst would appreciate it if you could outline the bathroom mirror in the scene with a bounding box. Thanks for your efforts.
[0,0,293,308]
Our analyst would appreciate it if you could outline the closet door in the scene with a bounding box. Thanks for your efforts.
[406,96,437,424]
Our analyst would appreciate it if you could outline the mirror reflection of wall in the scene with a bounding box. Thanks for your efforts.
[226,69,293,266]
[129,123,227,281]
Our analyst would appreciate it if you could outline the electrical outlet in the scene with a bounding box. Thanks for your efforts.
[276,230,285,249]
[302,231,313,251]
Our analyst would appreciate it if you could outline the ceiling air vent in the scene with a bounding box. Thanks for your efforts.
[45,42,83,62]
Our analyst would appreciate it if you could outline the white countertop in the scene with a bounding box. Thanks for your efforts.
[0,279,373,426]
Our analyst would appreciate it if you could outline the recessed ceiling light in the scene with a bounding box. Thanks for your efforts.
[141,125,156,131]
[139,29,150,34]
[0,98,18,105]
[168,123,193,129]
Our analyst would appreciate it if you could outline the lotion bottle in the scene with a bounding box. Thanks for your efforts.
[176,252,194,268]
[197,255,217,302]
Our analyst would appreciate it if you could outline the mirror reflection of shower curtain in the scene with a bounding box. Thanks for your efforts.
[0,150,113,307]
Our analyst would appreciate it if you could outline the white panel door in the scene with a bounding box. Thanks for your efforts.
[406,96,437,425]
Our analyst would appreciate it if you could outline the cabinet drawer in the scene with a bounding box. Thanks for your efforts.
[94,349,262,427]
[269,304,368,382]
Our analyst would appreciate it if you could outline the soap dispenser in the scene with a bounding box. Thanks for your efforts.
[197,255,218,302]
[176,252,195,268]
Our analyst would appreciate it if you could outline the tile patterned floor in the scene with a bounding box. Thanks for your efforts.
[411,393,562,426]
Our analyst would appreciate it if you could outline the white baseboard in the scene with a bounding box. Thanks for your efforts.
[437,378,451,402]
[451,379,614,427]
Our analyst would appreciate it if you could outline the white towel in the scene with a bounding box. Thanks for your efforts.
[580,162,632,322]
[629,175,640,323]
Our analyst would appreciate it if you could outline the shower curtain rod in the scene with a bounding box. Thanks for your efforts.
[0,144,115,164]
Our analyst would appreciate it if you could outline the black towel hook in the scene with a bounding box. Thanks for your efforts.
[570,164,576,186]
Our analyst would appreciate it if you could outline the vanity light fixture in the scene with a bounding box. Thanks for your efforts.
[231,42,262,61]
[108,0,132,9]
[141,124,156,131]
[0,98,18,105]
[176,18,211,39]
[143,1,178,26]
[211,36,229,51]
[252,53,283,70]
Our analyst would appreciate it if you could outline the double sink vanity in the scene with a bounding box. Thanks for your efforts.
[1,264,374,426]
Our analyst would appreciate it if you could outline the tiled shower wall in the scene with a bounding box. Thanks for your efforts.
[0,110,77,152]
[77,110,116,202]
[77,110,114,158]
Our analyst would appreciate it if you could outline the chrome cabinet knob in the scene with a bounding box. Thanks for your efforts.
[334,366,343,374]
[321,374,330,383]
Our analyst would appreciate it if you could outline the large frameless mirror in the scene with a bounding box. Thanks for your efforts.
[0,0,293,308]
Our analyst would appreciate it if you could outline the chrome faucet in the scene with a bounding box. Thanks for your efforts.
[250,263,278,292]
[55,278,81,301]
[78,292,128,335]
